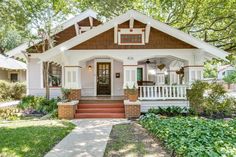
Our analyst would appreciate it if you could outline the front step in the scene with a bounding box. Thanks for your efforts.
[75,113,125,118]
[77,108,125,113]
[78,103,124,108]
[75,100,125,119]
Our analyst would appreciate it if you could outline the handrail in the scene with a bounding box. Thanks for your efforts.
[138,85,188,100]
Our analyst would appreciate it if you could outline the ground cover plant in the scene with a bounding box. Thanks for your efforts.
[0,120,75,157]
[140,114,236,157]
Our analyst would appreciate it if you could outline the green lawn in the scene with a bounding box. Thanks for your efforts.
[0,120,75,157]
[140,115,236,157]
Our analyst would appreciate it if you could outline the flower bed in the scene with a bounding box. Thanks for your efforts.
[140,114,236,156]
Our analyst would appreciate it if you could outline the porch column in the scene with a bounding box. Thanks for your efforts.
[169,70,180,85]
[184,65,204,85]
[63,66,82,100]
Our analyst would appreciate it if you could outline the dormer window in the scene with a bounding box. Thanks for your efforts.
[117,28,145,45]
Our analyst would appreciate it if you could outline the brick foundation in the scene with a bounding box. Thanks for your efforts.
[124,89,128,100]
[68,89,81,100]
[124,100,141,119]
[58,101,78,119]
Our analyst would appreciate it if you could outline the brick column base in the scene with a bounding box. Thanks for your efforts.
[58,101,79,119]
[68,89,81,100]
[124,89,128,100]
[124,100,141,119]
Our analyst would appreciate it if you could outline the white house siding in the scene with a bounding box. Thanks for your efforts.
[141,100,189,112]
[81,59,123,96]
[113,60,124,96]
[28,58,61,98]
[81,59,95,96]
[0,69,8,80]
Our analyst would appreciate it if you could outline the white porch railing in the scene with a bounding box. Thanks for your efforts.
[138,85,188,100]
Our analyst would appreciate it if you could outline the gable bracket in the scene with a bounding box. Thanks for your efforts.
[145,24,151,43]
[89,16,93,29]
[129,17,134,30]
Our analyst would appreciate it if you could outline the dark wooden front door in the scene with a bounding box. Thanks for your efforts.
[97,62,111,95]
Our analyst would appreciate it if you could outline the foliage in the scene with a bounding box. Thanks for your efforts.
[187,80,236,118]
[204,61,218,78]
[223,71,236,84]
[0,80,26,102]
[61,88,71,100]
[140,115,236,157]
[18,95,57,114]
[148,107,187,117]
[126,83,138,94]
[0,107,21,120]
[187,80,209,112]
[0,120,75,157]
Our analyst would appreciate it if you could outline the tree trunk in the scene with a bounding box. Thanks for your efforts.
[43,62,50,99]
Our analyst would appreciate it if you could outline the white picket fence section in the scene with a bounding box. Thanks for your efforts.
[138,85,188,100]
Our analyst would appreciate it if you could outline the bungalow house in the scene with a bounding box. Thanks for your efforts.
[7,9,228,118]
[0,54,26,82]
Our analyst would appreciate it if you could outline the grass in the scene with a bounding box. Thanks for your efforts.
[104,124,147,156]
[0,120,75,157]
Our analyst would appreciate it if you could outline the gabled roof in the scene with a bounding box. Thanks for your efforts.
[38,10,228,61]
[0,54,26,70]
[7,9,98,58]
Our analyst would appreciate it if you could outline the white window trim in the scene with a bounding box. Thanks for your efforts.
[118,28,145,45]
[8,71,19,82]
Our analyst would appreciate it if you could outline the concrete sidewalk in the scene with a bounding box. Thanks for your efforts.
[45,119,128,157]
[0,100,20,108]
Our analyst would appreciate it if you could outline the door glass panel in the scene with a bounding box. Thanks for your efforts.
[97,62,111,95]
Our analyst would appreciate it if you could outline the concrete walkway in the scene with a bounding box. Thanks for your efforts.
[45,119,128,157]
[0,100,20,108]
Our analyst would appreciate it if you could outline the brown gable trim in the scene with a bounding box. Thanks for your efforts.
[70,26,196,50]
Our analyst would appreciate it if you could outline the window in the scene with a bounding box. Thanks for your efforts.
[43,63,62,87]
[10,73,18,82]
[118,28,144,45]
[120,34,142,44]
[137,68,143,81]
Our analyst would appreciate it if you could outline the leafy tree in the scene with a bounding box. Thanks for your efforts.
[223,71,236,88]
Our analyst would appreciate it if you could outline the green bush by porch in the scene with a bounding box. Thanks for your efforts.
[0,80,26,102]
[0,120,75,157]
[140,114,236,157]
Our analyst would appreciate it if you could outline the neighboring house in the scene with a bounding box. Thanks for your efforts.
[0,54,26,82]
[217,65,235,80]
[7,9,228,114]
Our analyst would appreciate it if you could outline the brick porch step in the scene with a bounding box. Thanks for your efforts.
[76,108,125,113]
[78,103,124,108]
[75,113,125,118]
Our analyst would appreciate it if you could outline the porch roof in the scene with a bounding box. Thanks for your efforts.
[0,54,26,70]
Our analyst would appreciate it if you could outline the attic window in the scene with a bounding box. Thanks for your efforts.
[117,28,144,45]
[120,34,142,44]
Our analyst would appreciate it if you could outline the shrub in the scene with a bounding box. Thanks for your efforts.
[18,95,58,114]
[140,115,236,157]
[148,106,187,116]
[187,80,209,112]
[0,80,12,101]
[0,106,21,120]
[187,80,236,118]
[10,82,26,100]
[0,80,26,101]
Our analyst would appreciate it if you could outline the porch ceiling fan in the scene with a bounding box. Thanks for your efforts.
[145,59,155,64]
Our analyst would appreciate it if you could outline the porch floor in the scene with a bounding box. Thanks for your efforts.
[80,96,124,101]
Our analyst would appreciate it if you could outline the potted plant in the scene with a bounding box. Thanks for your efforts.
[60,88,71,102]
[126,84,138,102]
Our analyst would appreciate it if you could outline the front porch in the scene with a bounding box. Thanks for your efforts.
[54,51,204,118]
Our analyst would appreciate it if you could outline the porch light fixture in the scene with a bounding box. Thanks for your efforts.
[146,59,150,64]
[88,65,92,71]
